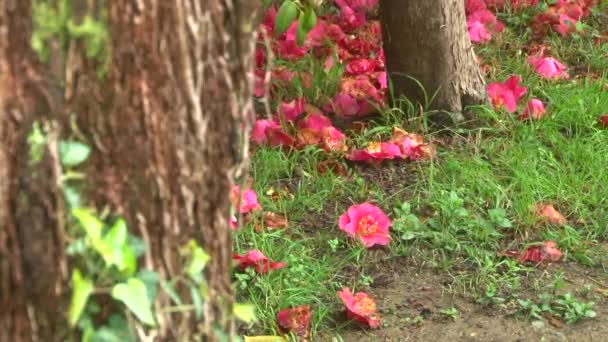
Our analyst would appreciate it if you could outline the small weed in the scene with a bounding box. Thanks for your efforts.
[439,307,459,321]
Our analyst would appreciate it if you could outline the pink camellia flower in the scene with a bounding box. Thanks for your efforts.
[276,305,312,338]
[233,250,287,273]
[487,75,527,112]
[338,203,391,247]
[509,0,540,10]
[536,203,567,226]
[528,56,569,80]
[519,99,546,120]
[347,142,402,164]
[298,113,333,131]
[555,14,578,36]
[322,126,348,152]
[332,92,361,117]
[465,0,487,15]
[376,71,387,89]
[340,0,378,13]
[335,0,367,32]
[467,10,505,43]
[230,215,238,230]
[278,98,306,122]
[277,22,310,59]
[252,119,281,144]
[389,127,435,160]
[518,241,563,264]
[338,288,381,328]
[346,58,379,75]
[231,186,261,214]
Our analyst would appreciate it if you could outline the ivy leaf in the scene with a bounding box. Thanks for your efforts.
[190,285,204,319]
[69,269,94,326]
[72,208,103,241]
[136,269,160,304]
[234,303,257,324]
[184,240,210,283]
[275,0,298,36]
[296,7,317,46]
[59,140,91,167]
[112,278,156,326]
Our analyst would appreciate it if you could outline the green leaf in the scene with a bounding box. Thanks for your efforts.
[63,185,82,208]
[112,278,156,326]
[69,269,94,326]
[185,240,210,283]
[274,0,298,36]
[137,269,160,304]
[296,7,317,45]
[190,285,203,319]
[59,140,91,167]
[103,219,136,274]
[72,208,103,242]
[234,303,257,324]
[160,280,183,305]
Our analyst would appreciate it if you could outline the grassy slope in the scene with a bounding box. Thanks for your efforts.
[236,3,608,338]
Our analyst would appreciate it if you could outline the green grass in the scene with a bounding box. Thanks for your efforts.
[237,3,608,337]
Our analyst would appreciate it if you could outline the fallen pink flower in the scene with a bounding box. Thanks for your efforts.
[347,142,402,164]
[519,99,546,120]
[252,119,281,145]
[278,98,306,122]
[322,126,348,152]
[231,186,261,214]
[467,10,505,43]
[298,113,333,131]
[332,92,361,117]
[536,203,567,226]
[339,202,391,247]
[487,75,527,112]
[276,305,312,338]
[230,215,238,230]
[518,241,563,264]
[389,127,435,160]
[233,250,287,273]
[346,58,379,75]
[465,0,487,15]
[528,56,569,80]
[338,288,381,328]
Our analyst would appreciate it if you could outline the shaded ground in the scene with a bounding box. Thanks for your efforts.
[333,259,608,341]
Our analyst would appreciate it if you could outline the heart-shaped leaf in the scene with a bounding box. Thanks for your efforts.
[112,278,156,326]
[69,269,94,326]
[275,0,298,36]
[59,140,91,167]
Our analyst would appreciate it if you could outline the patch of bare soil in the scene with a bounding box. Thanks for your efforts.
[330,261,608,342]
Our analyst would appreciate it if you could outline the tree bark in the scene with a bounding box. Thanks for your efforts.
[1,1,68,341]
[379,0,489,126]
[2,0,261,340]
[74,0,261,339]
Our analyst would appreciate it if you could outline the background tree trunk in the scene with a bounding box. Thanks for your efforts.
[379,0,489,125]
[1,0,68,341]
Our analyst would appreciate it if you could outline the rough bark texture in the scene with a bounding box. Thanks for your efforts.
[73,1,261,339]
[2,0,260,340]
[380,0,489,125]
[0,1,68,341]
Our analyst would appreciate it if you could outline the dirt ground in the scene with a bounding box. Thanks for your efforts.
[329,258,608,342]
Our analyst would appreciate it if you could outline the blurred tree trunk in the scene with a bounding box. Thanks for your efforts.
[2,0,261,340]
[72,0,261,339]
[379,0,489,125]
[0,0,68,341]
